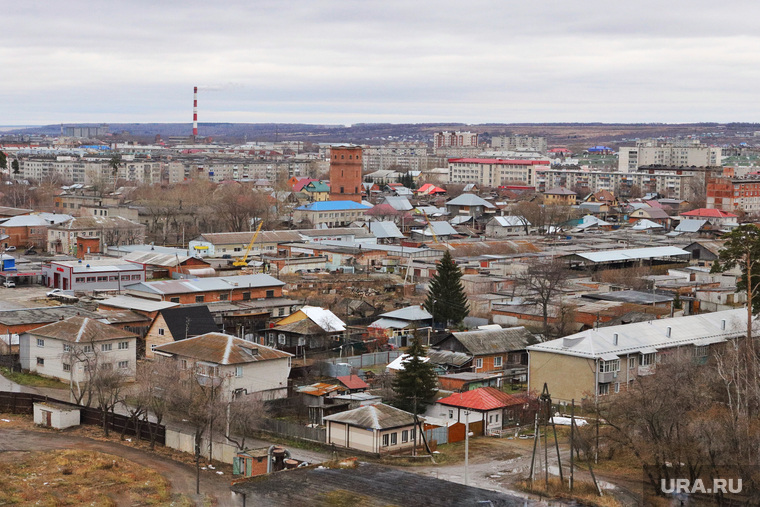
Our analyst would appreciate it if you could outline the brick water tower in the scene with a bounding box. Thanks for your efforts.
[329,145,363,203]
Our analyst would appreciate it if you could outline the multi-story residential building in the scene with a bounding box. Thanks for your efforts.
[362,143,444,173]
[329,145,363,203]
[20,316,137,382]
[448,158,550,187]
[618,139,721,172]
[528,309,746,404]
[19,155,164,185]
[490,135,547,154]
[537,168,700,200]
[707,176,760,213]
[434,131,478,149]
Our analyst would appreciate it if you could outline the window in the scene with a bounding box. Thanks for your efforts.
[170,297,180,303]
[63,363,70,372]
[278,334,286,345]
[75,277,85,283]
[118,341,129,350]
[401,430,409,443]
[86,277,96,282]
[628,357,636,369]
[36,338,45,348]
[641,353,656,366]
[382,434,389,447]
[97,276,107,282]
[266,290,274,298]
[242,292,251,301]
[195,295,204,303]
[390,432,397,446]
[101,363,112,371]
[235,366,243,377]
[36,357,44,366]
[63,344,71,352]
[109,276,117,281]
[598,383,610,396]
[131,275,141,280]
[118,361,129,369]
[474,358,483,369]
[694,345,708,358]
[493,356,503,368]
[121,275,130,281]
[448,409,454,419]
[614,382,620,393]
[158,328,165,336]
[197,363,219,377]
[219,293,229,301]
[278,307,285,316]
[83,345,93,353]
[600,359,620,373]
[101,343,112,352]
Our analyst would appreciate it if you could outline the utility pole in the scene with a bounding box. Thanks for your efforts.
[464,409,470,486]
[570,399,575,492]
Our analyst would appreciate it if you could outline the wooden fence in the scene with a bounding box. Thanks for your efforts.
[0,391,165,445]
[258,417,326,443]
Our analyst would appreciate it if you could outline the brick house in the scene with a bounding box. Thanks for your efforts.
[123,274,285,304]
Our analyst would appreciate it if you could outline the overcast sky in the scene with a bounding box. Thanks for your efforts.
[2,1,759,125]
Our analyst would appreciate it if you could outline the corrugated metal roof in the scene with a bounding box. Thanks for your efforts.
[569,246,689,263]
[125,274,284,295]
[369,221,405,239]
[437,387,523,411]
[492,216,530,227]
[445,327,533,356]
[296,201,372,212]
[367,317,410,330]
[675,219,708,232]
[322,403,415,429]
[98,295,179,312]
[337,375,368,390]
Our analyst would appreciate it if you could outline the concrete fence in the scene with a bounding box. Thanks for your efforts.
[165,425,239,464]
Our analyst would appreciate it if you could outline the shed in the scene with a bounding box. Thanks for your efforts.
[33,401,80,429]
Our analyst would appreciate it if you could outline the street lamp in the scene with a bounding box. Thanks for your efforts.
[464,409,472,486]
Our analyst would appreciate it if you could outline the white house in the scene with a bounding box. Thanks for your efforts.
[323,403,420,454]
[485,216,530,237]
[20,316,137,382]
[428,387,525,436]
[153,332,293,401]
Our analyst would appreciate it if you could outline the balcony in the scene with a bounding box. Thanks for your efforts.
[598,371,618,383]
[638,365,655,376]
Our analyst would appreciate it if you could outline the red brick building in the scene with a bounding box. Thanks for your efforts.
[329,145,363,203]
[123,274,285,304]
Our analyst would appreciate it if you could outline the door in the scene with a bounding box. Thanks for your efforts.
[53,272,60,288]
[63,278,68,290]
[43,410,52,427]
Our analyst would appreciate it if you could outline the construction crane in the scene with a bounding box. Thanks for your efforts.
[233,221,264,267]
[422,209,439,244]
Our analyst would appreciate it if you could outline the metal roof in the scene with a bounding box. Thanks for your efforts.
[446,193,496,208]
[437,387,523,411]
[675,219,708,233]
[631,219,664,231]
[443,327,533,356]
[382,197,413,211]
[124,274,284,295]
[30,316,136,343]
[528,308,747,360]
[492,216,530,227]
[322,403,415,429]
[369,221,405,239]
[296,201,372,212]
[0,306,100,326]
[379,305,432,322]
[567,246,689,263]
[367,317,411,330]
[97,295,179,312]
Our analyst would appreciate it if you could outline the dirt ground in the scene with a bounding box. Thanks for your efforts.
[392,433,643,506]
[0,414,240,506]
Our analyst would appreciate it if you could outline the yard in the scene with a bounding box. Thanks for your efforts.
[0,366,69,390]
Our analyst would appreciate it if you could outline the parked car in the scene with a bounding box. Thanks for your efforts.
[5,246,16,252]
[3,280,16,288]
[46,288,62,297]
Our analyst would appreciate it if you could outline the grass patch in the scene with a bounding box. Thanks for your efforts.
[0,449,191,506]
[516,477,621,507]
[0,367,69,389]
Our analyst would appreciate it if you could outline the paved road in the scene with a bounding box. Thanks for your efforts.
[0,426,240,506]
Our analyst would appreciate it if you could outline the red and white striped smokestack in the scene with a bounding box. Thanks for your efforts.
[193,86,198,137]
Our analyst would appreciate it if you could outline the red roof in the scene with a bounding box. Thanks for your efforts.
[437,387,523,411]
[681,208,738,218]
[417,183,446,194]
[448,158,550,165]
[293,178,319,192]
[548,148,572,153]
[337,375,369,390]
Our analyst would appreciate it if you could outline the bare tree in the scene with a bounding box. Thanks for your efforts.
[224,397,266,451]
[516,257,571,338]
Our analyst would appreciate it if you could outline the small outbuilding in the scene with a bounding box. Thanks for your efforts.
[33,401,80,429]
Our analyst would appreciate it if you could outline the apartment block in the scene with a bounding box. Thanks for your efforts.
[707,176,760,213]
[447,158,550,187]
[537,168,699,200]
[433,131,478,149]
[490,135,547,154]
[618,139,721,172]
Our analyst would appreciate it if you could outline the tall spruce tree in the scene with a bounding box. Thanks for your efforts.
[392,332,438,414]
[0,151,7,172]
[425,250,469,327]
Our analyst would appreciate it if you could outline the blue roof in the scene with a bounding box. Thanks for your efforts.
[296,200,372,211]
